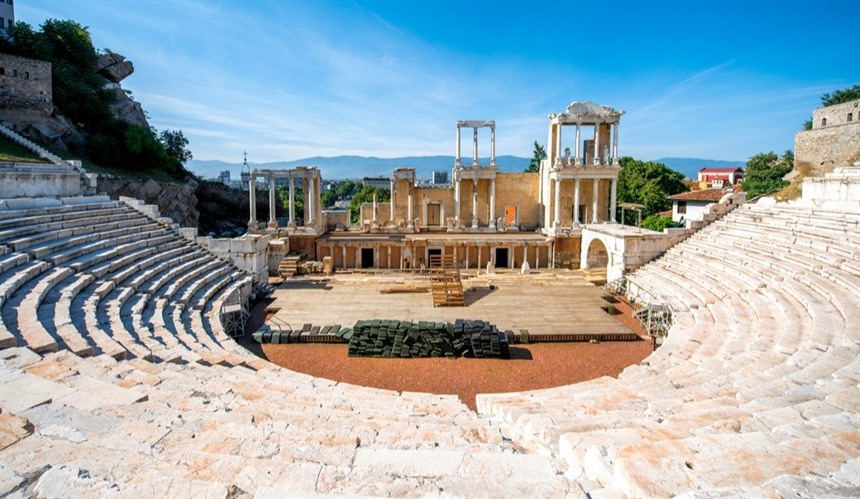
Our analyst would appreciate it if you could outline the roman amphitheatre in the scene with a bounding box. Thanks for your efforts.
[0,88,858,498]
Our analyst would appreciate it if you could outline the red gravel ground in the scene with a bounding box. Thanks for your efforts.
[261,340,653,411]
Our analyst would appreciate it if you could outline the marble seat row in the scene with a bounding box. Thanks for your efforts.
[0,199,254,368]
[477,197,860,497]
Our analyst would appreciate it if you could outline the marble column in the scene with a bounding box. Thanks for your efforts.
[488,178,496,229]
[387,246,392,269]
[308,176,315,226]
[407,185,414,229]
[574,123,582,165]
[465,244,470,269]
[389,178,396,228]
[612,122,620,165]
[490,125,496,166]
[553,178,561,228]
[342,245,347,269]
[573,177,581,226]
[610,178,618,223]
[288,176,296,228]
[548,244,553,269]
[471,178,478,229]
[477,246,482,270]
[534,245,539,269]
[454,178,461,227]
[593,124,601,165]
[510,246,515,269]
[472,127,479,166]
[267,176,277,229]
[455,125,461,166]
[371,193,379,227]
[555,123,563,165]
[248,175,258,230]
[592,178,599,224]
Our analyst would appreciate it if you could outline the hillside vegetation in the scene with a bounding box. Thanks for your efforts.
[1,19,191,178]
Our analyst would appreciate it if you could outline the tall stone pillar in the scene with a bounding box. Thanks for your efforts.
[268,176,278,229]
[372,193,379,228]
[454,178,461,227]
[592,178,599,224]
[490,125,496,166]
[610,178,618,223]
[472,127,479,166]
[389,178,396,228]
[455,125,461,167]
[553,178,561,228]
[573,177,581,226]
[593,124,601,165]
[288,176,296,228]
[612,122,620,165]
[406,185,414,229]
[574,123,582,165]
[555,123,563,164]
[387,246,392,269]
[488,178,496,229]
[471,178,478,229]
[248,175,258,230]
[308,175,316,226]
[342,245,347,269]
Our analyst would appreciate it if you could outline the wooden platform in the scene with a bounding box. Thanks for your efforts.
[429,254,464,307]
[267,270,638,340]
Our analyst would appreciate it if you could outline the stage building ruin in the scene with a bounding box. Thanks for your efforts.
[242,101,718,278]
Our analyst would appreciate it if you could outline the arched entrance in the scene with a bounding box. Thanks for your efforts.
[585,237,609,270]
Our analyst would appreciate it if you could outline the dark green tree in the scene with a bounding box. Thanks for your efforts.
[742,151,793,198]
[525,141,546,172]
[803,84,860,130]
[159,130,193,165]
[616,157,689,220]
[348,185,390,224]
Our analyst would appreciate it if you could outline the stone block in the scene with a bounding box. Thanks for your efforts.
[353,449,464,477]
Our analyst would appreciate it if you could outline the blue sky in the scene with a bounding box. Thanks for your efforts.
[16,0,860,163]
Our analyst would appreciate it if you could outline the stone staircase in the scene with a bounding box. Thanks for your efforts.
[0,122,66,166]
[277,254,303,279]
[430,254,465,306]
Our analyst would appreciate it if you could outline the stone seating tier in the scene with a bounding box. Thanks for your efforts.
[1,192,859,497]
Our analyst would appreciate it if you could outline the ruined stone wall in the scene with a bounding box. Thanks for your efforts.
[495,172,540,228]
[0,53,53,119]
[811,99,859,129]
[795,120,860,177]
[98,178,199,228]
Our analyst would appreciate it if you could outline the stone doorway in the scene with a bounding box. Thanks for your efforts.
[360,248,374,269]
[495,247,509,268]
[427,203,442,226]
[586,238,608,269]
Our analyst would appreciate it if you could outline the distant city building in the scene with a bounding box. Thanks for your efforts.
[698,167,744,187]
[0,0,14,35]
[431,170,448,184]
[362,176,390,190]
[218,170,230,185]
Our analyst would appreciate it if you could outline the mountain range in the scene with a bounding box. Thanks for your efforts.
[187,156,745,182]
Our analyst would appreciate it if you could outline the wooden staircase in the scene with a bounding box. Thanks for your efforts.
[278,254,303,279]
[430,254,465,307]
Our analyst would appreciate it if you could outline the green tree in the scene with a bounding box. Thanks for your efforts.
[320,189,337,208]
[641,214,677,232]
[742,151,793,198]
[525,141,546,172]
[803,84,860,130]
[617,157,689,221]
[159,130,193,165]
[348,185,390,224]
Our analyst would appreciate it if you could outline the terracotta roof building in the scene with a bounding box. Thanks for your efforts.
[668,189,726,223]
[698,167,744,186]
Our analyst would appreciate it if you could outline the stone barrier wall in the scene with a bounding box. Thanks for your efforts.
[795,121,860,178]
[0,53,52,119]
[99,177,199,228]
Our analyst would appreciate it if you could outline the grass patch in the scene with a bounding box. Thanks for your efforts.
[0,136,45,163]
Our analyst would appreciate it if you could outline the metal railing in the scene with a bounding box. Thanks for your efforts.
[605,275,674,341]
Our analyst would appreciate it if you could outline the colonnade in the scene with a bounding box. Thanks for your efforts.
[453,176,497,229]
[551,176,617,228]
[553,122,620,166]
[317,240,554,270]
[455,120,496,167]
[247,168,319,231]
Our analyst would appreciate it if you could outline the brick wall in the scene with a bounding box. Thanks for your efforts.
[0,53,52,117]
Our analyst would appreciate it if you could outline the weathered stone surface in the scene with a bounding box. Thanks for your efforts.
[99,179,200,228]
[96,52,134,83]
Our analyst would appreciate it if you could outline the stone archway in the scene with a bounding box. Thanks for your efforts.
[585,237,609,270]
